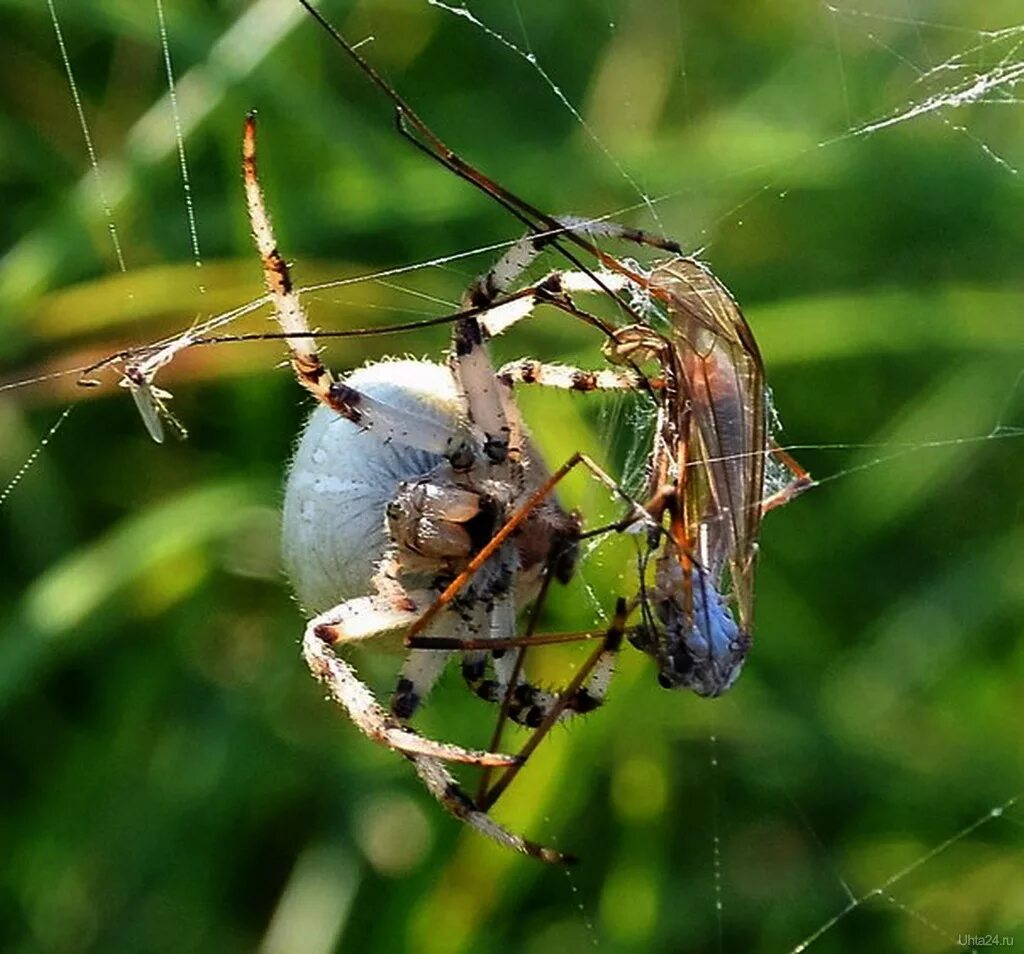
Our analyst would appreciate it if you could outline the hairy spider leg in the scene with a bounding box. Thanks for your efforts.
[244,113,475,459]
[460,592,621,731]
[304,616,569,863]
[407,754,573,865]
[475,558,555,802]
[302,607,510,767]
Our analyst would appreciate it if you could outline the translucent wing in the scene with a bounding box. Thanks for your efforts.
[124,369,166,443]
[651,258,766,635]
[120,364,188,444]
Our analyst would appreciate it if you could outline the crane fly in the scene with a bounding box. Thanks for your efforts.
[605,259,812,696]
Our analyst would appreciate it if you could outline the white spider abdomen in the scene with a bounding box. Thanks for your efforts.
[282,359,461,613]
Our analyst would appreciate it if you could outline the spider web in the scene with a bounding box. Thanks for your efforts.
[1,1,1023,952]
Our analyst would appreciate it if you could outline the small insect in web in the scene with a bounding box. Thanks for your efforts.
[118,358,188,444]
[78,327,195,443]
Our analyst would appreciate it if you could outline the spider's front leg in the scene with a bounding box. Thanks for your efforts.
[497,358,639,394]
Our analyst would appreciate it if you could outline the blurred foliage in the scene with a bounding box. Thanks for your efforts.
[1,1,1023,952]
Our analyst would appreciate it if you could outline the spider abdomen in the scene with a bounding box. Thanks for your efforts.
[283,359,461,614]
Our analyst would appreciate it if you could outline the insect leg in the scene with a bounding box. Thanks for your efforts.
[762,440,815,514]
[479,599,629,812]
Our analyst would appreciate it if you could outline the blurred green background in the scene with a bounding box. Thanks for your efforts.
[1,1,1023,952]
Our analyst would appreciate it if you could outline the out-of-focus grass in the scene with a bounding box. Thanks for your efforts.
[1,2,1023,953]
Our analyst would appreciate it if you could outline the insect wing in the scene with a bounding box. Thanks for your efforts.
[655,259,766,632]
[126,375,166,444]
[121,364,188,443]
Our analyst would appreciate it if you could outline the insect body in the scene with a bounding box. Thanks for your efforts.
[118,342,190,443]
[605,259,812,696]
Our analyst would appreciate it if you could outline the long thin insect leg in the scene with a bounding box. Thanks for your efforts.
[407,628,611,652]
[480,599,630,812]
[762,440,815,514]
[295,0,663,334]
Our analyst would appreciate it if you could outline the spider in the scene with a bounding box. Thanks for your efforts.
[97,3,814,864]
[243,114,633,864]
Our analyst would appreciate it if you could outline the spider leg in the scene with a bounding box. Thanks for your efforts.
[302,612,516,768]
[244,113,474,459]
[390,643,453,720]
[474,562,555,803]
[556,216,681,255]
[480,599,630,812]
[456,599,499,705]
[469,232,549,304]
[463,593,621,729]
[474,268,631,340]
[407,753,572,865]
[471,269,661,403]
[458,587,521,708]
[449,313,513,466]
[311,591,431,645]
[454,583,618,729]
[497,358,639,393]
